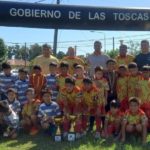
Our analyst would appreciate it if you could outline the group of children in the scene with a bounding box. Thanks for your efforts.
[0,59,149,144]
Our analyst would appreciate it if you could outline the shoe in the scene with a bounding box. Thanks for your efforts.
[30,127,39,136]
[94,131,101,139]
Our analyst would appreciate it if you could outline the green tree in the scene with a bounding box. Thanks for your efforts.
[56,51,66,59]
[106,49,119,58]
[0,38,7,69]
[128,40,140,56]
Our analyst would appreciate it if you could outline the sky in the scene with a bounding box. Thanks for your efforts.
[1,0,150,56]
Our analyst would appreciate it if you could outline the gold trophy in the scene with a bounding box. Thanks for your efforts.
[54,117,63,142]
[67,115,77,141]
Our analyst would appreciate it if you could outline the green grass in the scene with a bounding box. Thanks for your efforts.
[1,133,150,150]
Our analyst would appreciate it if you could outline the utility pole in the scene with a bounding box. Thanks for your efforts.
[113,37,115,51]
[53,0,60,56]
[24,42,27,67]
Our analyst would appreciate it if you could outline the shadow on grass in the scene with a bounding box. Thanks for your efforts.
[1,132,108,150]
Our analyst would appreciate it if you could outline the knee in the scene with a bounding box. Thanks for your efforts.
[42,122,49,129]
[135,124,142,133]
[126,125,134,133]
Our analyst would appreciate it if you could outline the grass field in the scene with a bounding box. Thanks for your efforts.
[1,132,150,150]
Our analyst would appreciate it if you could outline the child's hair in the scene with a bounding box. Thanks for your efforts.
[49,62,58,67]
[128,62,137,69]
[75,65,84,70]
[129,97,140,105]
[42,43,51,49]
[18,68,28,74]
[106,59,116,65]
[110,100,119,108]
[118,64,127,70]
[33,65,42,71]
[65,77,75,85]
[42,88,52,96]
[141,65,150,72]
[60,61,69,68]
[94,66,103,73]
[0,101,9,113]
[73,63,79,69]
[83,77,93,84]
[26,88,35,95]
[2,63,11,70]
[7,88,17,94]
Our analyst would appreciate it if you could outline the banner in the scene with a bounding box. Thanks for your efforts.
[0,1,150,30]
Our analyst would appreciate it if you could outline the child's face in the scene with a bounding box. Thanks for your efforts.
[65,83,74,93]
[49,66,57,74]
[4,68,11,75]
[110,107,118,114]
[129,102,139,113]
[83,83,92,91]
[7,91,16,101]
[142,71,150,78]
[26,91,34,101]
[19,72,27,80]
[43,93,51,104]
[95,71,103,79]
[60,67,68,75]
[76,68,84,76]
[34,69,41,75]
[118,68,127,77]
[129,68,138,75]
[107,62,116,71]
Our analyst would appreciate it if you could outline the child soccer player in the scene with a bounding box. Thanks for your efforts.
[57,77,82,137]
[136,66,150,128]
[104,59,118,112]
[116,65,128,112]
[57,61,71,91]
[127,62,141,98]
[81,78,102,138]
[74,65,86,88]
[103,100,123,138]
[0,63,17,100]
[7,88,21,115]
[21,88,40,135]
[121,97,148,144]
[38,89,61,137]
[0,100,19,139]
[29,65,46,100]
[15,68,29,105]
[46,62,59,102]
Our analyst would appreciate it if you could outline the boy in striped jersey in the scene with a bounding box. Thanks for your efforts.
[15,68,29,105]
[0,63,17,100]
[46,62,59,101]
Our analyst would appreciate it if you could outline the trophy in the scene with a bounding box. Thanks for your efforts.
[67,115,77,142]
[54,117,63,142]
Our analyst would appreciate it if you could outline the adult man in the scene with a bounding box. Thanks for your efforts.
[115,44,134,68]
[135,40,150,71]
[61,47,85,75]
[32,44,59,75]
[87,41,110,76]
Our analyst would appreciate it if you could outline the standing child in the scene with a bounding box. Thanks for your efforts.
[74,65,86,88]
[81,78,103,138]
[29,65,46,100]
[121,97,148,144]
[46,62,59,101]
[136,66,150,128]
[127,62,141,98]
[57,77,82,138]
[38,89,61,137]
[116,65,128,112]
[56,61,71,91]
[0,63,17,100]
[15,68,29,105]
[21,88,40,135]
[104,59,118,112]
